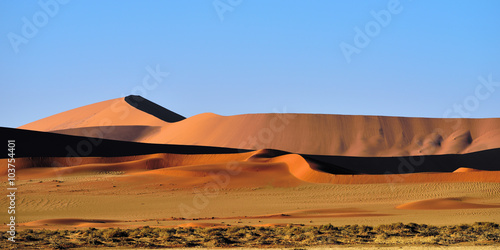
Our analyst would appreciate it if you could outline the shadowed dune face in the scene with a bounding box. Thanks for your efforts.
[124,95,185,122]
[18,96,500,157]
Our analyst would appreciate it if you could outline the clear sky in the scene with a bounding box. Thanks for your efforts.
[1,0,500,128]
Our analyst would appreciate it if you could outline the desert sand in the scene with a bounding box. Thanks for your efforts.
[20,96,500,157]
[2,95,500,234]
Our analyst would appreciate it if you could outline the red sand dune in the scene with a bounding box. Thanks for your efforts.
[22,218,121,227]
[177,222,227,228]
[20,96,500,157]
[20,98,167,131]
[396,197,500,210]
[260,208,388,219]
[453,167,483,173]
[4,148,500,187]
[6,95,500,185]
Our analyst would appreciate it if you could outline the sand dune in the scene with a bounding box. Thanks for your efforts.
[51,125,162,142]
[18,208,387,229]
[19,96,500,157]
[396,197,500,210]
[3,95,500,231]
[177,222,227,228]
[155,114,500,156]
[22,218,122,228]
[261,208,388,219]
[19,96,169,131]
[4,150,500,186]
[0,151,253,178]
[1,126,499,185]
[453,167,483,173]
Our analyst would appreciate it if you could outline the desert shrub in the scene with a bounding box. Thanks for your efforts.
[341,224,363,235]
[319,223,338,232]
[377,222,403,232]
[226,226,244,234]
[6,222,500,249]
[175,227,194,234]
[288,226,305,235]
[418,226,440,236]
[157,228,176,238]
[85,237,103,245]
[196,227,217,236]
[18,229,40,242]
[82,227,99,237]
[24,233,39,242]
[128,226,158,238]
[206,234,235,247]
[102,228,129,240]
[256,226,271,233]
[472,222,499,234]
[48,236,76,249]
[480,233,500,241]
[139,226,154,236]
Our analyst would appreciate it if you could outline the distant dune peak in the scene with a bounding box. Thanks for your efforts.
[124,95,185,123]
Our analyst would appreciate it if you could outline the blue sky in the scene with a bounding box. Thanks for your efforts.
[1,0,500,128]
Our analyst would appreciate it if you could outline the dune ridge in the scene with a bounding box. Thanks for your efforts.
[154,114,500,156]
[19,96,169,131]
[19,96,500,157]
[124,95,185,122]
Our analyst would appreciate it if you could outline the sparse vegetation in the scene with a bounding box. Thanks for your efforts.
[1,222,499,249]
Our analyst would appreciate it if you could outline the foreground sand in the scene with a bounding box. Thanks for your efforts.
[2,170,499,229]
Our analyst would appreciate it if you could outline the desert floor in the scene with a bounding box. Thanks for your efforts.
[2,171,499,230]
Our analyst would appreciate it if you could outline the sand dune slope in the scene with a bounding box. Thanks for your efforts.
[22,219,122,228]
[20,96,500,157]
[396,197,500,210]
[154,113,500,156]
[5,149,500,187]
[19,96,171,132]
